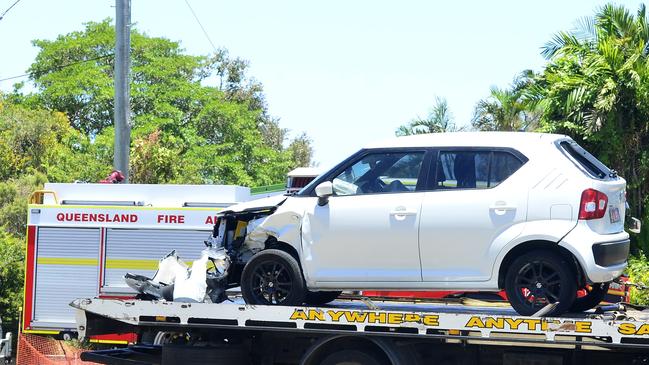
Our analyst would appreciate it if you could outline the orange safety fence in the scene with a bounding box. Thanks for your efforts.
[17,333,99,365]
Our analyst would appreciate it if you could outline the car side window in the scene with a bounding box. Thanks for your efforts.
[332,152,425,196]
[490,152,524,187]
[436,151,522,189]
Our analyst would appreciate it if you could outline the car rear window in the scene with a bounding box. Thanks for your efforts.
[558,141,611,179]
[436,151,524,189]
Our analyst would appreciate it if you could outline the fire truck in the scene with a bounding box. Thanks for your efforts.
[22,182,284,342]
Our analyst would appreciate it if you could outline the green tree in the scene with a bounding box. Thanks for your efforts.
[288,132,315,168]
[472,73,540,131]
[0,229,24,333]
[526,4,649,252]
[23,19,311,185]
[396,97,460,136]
[0,94,110,183]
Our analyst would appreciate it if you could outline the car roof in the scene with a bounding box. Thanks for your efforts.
[364,131,568,150]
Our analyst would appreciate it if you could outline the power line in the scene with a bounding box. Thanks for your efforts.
[0,54,114,83]
[183,0,219,54]
[0,0,23,21]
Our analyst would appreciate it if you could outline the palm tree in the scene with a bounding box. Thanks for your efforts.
[527,3,649,231]
[395,97,460,136]
[472,73,540,132]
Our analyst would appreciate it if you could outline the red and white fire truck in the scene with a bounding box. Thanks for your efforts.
[22,182,284,343]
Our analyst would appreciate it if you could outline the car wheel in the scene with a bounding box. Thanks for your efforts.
[305,290,342,306]
[504,250,577,316]
[569,282,610,312]
[241,249,306,306]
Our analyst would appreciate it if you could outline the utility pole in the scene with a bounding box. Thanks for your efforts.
[114,0,131,182]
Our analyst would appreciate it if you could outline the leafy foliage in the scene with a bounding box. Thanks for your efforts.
[524,4,649,253]
[627,254,649,305]
[472,73,541,131]
[395,97,461,136]
[20,19,311,185]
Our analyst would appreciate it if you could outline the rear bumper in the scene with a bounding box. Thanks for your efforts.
[592,239,630,267]
[558,223,629,283]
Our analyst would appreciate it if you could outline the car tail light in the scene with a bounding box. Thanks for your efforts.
[579,189,608,220]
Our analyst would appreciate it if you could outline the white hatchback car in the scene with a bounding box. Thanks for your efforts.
[215,132,633,316]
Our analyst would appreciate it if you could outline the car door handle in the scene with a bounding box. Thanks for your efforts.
[489,203,517,211]
[390,208,417,216]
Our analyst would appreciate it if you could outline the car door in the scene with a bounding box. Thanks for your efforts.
[301,149,429,284]
[419,149,528,282]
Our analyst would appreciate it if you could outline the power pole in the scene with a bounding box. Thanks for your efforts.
[114,0,131,182]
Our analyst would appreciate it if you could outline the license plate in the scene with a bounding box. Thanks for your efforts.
[610,207,620,223]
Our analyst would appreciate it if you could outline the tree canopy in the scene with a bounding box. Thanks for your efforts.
[20,19,311,185]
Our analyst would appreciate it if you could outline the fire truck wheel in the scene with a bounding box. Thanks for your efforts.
[319,349,389,365]
[306,290,342,306]
[570,282,610,312]
[505,250,577,316]
[241,249,306,306]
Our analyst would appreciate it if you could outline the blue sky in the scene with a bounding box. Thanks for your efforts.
[0,0,638,169]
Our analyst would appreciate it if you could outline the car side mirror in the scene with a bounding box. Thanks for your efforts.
[315,181,333,206]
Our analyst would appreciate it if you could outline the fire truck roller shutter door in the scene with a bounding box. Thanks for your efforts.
[33,227,100,328]
[103,229,211,294]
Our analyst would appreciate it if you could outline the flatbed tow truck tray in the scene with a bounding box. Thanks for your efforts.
[72,296,649,348]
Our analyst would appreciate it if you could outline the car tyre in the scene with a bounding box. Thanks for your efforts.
[305,290,342,306]
[569,282,610,313]
[504,250,577,316]
[241,249,306,306]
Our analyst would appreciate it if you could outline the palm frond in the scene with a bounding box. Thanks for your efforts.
[541,31,585,59]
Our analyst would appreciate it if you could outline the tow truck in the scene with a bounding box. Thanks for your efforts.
[73,291,649,364]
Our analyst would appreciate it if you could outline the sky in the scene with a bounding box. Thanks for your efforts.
[0,0,640,169]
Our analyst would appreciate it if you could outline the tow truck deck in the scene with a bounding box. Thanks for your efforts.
[73,294,649,364]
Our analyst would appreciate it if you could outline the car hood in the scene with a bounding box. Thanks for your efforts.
[221,194,288,214]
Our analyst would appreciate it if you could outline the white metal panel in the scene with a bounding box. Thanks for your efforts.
[43,183,250,206]
[103,228,210,293]
[33,228,100,327]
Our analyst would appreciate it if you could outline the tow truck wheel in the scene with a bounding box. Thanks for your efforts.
[319,349,388,365]
[306,290,342,306]
[570,282,610,312]
[504,250,577,316]
[241,249,306,306]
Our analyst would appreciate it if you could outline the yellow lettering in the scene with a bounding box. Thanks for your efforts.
[328,310,345,321]
[307,310,325,321]
[575,321,592,334]
[618,323,636,335]
[465,316,485,328]
[366,312,386,323]
[523,319,541,331]
[423,315,439,326]
[343,311,368,322]
[504,318,523,330]
[404,314,421,323]
[637,324,649,335]
[290,310,307,321]
[484,317,505,329]
[388,313,403,325]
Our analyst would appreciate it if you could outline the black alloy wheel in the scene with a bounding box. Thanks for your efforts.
[570,282,610,312]
[505,250,577,316]
[305,290,343,306]
[241,249,306,305]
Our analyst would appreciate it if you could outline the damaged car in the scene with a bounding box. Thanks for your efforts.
[144,132,639,316]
